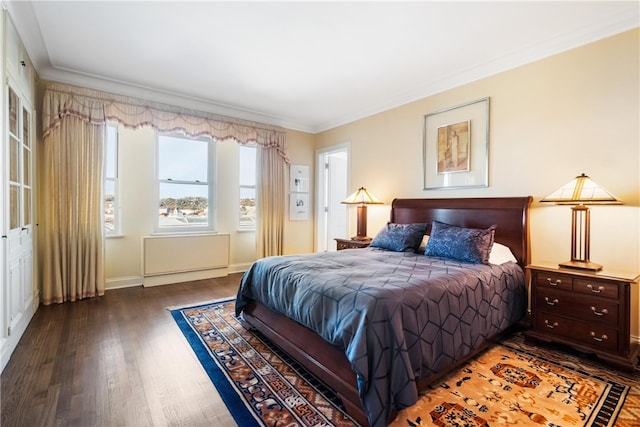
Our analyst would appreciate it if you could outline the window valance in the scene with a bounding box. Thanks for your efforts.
[42,82,289,161]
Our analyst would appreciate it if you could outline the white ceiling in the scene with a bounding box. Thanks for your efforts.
[5,1,639,133]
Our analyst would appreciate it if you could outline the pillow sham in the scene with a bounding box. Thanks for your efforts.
[370,223,428,252]
[424,221,496,264]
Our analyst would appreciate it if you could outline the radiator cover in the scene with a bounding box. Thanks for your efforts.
[142,234,230,276]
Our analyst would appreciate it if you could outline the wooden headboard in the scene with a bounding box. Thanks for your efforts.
[390,197,532,268]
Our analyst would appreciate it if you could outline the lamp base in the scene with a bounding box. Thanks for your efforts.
[559,260,603,272]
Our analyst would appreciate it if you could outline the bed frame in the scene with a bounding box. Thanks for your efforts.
[242,197,532,426]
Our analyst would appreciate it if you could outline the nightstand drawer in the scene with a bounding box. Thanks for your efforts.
[335,238,371,250]
[534,272,572,291]
[570,299,619,326]
[573,278,619,299]
[336,240,353,250]
[534,288,570,311]
[533,313,619,353]
[535,289,619,326]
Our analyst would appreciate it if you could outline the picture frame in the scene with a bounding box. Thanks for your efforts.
[289,193,309,221]
[289,164,310,220]
[423,97,490,190]
[290,165,310,193]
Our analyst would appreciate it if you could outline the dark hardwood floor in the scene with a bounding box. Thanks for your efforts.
[1,274,244,427]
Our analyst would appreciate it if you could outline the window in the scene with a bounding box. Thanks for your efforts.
[239,145,256,229]
[157,133,214,232]
[104,124,118,235]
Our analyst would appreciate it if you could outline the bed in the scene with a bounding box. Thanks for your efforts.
[236,197,532,426]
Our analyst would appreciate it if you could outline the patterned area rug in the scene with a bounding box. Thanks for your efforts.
[390,343,629,427]
[171,298,639,427]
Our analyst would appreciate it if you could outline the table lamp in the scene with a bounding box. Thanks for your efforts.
[541,173,621,271]
[341,187,383,241]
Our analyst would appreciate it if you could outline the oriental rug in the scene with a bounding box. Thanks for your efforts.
[171,298,639,427]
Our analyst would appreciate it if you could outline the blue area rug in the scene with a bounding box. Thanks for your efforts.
[170,298,357,427]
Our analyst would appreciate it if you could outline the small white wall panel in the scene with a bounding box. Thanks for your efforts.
[143,234,229,276]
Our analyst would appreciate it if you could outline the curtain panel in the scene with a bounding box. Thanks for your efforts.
[256,146,286,258]
[40,82,289,304]
[41,116,106,304]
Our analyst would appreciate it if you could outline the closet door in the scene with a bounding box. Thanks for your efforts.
[3,83,33,341]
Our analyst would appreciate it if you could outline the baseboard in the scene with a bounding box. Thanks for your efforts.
[228,262,251,275]
[143,268,230,287]
[105,276,144,290]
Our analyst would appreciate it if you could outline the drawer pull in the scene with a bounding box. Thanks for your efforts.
[544,297,559,306]
[546,278,561,286]
[590,306,608,316]
[545,320,559,329]
[586,284,605,294]
[590,332,608,342]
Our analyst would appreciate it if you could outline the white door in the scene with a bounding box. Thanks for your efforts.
[4,83,33,338]
[316,144,349,252]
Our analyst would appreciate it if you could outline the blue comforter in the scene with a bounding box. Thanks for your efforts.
[235,248,526,427]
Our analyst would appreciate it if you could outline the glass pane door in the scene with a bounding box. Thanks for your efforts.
[22,107,32,226]
[6,85,32,231]
[9,185,20,230]
[8,87,18,135]
[9,87,21,230]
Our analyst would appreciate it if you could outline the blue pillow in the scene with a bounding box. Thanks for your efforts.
[370,223,429,252]
[425,221,496,264]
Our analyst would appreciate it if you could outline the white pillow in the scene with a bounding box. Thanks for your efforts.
[419,235,517,265]
[488,242,518,265]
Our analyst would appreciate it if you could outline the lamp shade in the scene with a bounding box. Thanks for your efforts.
[541,173,622,205]
[341,187,383,205]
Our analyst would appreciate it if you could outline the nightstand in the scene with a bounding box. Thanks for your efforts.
[525,263,640,371]
[335,238,371,251]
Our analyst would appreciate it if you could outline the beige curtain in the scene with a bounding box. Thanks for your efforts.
[256,140,288,258]
[41,115,105,304]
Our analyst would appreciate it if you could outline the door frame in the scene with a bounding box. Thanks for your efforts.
[315,143,350,252]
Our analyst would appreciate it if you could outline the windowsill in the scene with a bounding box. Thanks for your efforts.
[237,228,256,233]
[106,233,125,239]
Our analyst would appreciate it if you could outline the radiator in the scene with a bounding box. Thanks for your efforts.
[142,234,229,276]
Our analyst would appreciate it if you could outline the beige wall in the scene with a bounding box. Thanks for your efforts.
[283,129,316,255]
[315,29,640,335]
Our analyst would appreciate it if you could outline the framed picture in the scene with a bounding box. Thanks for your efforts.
[423,97,489,189]
[290,165,310,193]
[290,193,309,220]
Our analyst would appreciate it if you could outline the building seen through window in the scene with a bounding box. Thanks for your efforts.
[104,124,118,234]
[239,145,256,229]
